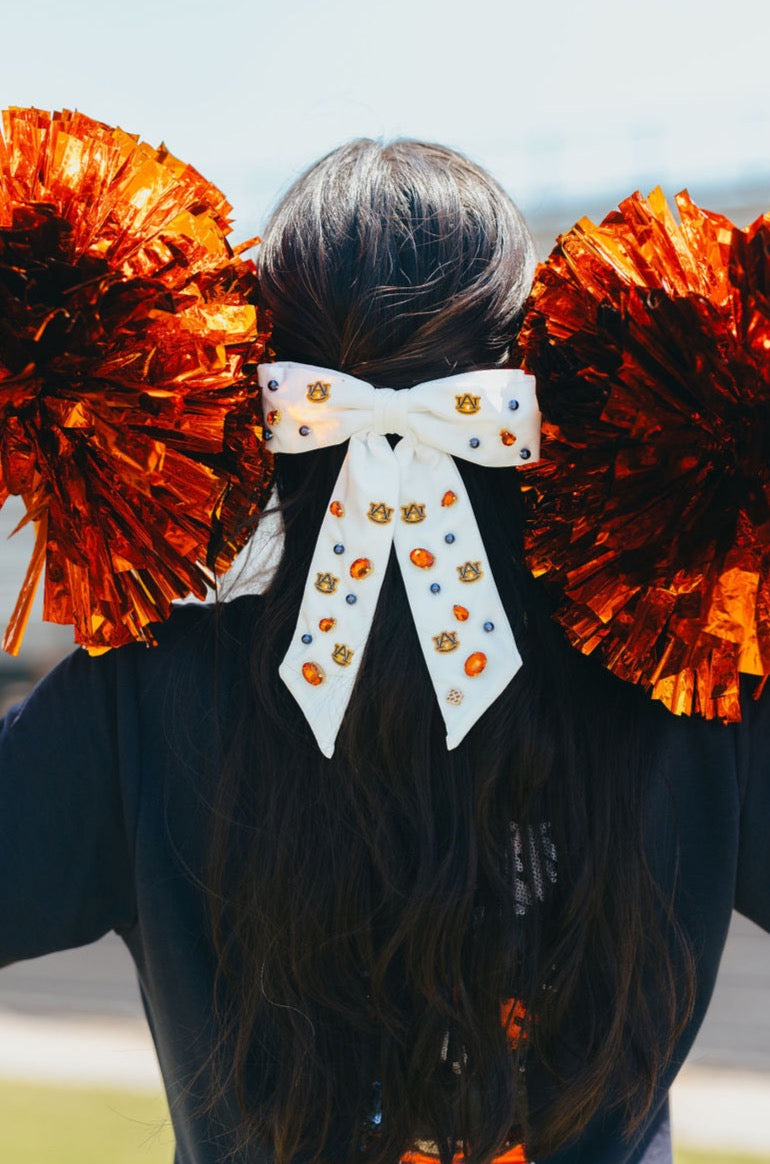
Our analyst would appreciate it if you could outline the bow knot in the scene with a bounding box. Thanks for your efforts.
[257,362,541,758]
[371,386,412,437]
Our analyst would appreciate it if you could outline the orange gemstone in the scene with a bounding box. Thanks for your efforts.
[319,617,336,632]
[409,548,435,569]
[302,661,325,686]
[441,491,457,507]
[464,651,487,677]
[500,429,516,446]
[453,605,469,622]
[330,500,344,517]
[267,409,281,425]
[350,557,373,579]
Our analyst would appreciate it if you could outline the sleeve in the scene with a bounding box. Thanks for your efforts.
[0,645,138,967]
[734,681,770,933]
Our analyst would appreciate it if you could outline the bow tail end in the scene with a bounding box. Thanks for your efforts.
[278,657,341,759]
[441,643,523,752]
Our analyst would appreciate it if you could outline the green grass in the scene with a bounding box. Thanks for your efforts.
[0,1080,173,1164]
[0,1082,768,1164]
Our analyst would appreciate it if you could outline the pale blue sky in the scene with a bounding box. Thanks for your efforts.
[1,0,769,241]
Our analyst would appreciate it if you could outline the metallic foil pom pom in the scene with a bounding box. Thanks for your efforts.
[516,186,770,722]
[0,107,273,655]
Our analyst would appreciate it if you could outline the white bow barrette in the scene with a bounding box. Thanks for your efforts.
[256,362,541,757]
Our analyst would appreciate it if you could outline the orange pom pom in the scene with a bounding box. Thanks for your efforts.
[516,187,770,722]
[0,108,273,654]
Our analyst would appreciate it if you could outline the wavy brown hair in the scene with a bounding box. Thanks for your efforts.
[199,140,695,1163]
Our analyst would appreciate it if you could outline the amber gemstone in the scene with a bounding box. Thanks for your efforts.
[441,491,457,507]
[409,548,435,569]
[267,409,281,426]
[302,661,325,686]
[464,651,487,677]
[350,557,373,579]
[500,429,516,446]
[330,500,345,517]
[319,617,336,632]
[453,605,470,622]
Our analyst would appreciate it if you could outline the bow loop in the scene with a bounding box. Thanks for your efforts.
[257,362,540,758]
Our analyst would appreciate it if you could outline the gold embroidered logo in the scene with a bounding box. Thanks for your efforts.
[307,380,331,403]
[433,631,460,653]
[400,502,426,523]
[367,502,394,524]
[332,643,354,667]
[446,688,464,705]
[455,393,481,415]
[457,561,483,584]
[314,572,339,594]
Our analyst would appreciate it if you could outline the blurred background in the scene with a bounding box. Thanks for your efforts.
[1,0,770,1160]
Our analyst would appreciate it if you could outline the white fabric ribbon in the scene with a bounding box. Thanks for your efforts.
[257,362,541,758]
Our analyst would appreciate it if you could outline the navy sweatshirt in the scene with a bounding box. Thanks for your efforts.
[1,595,768,1163]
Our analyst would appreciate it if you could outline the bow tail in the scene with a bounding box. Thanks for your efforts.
[279,434,399,757]
[394,442,523,749]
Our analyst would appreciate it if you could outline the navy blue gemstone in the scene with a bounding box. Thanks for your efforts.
[483,621,495,632]
[346,594,357,605]
[264,429,273,441]
[334,544,345,555]
[267,379,279,390]
[519,447,531,460]
[430,582,441,594]
[299,425,310,436]
[301,633,313,644]
[508,398,519,411]
[444,533,455,544]
[469,437,480,449]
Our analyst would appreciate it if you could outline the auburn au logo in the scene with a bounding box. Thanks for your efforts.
[455,393,481,414]
[400,502,426,523]
[433,631,460,653]
[314,572,339,594]
[367,502,394,524]
[457,561,483,583]
[307,380,331,402]
[332,643,354,667]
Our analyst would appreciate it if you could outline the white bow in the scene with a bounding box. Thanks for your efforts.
[257,362,541,758]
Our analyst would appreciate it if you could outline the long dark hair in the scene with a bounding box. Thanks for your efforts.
[200,140,694,1163]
